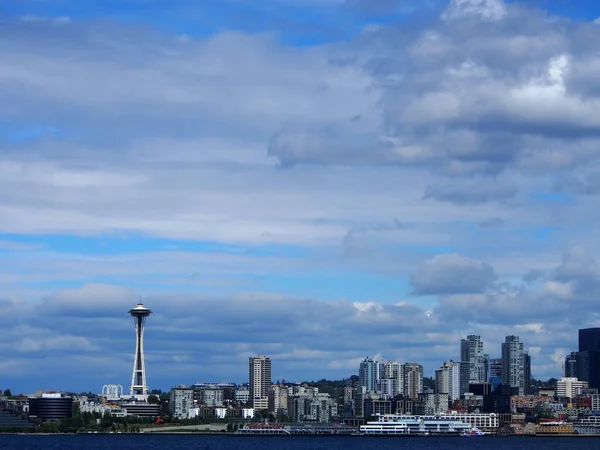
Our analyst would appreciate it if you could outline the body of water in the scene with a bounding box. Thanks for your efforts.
[2,435,600,450]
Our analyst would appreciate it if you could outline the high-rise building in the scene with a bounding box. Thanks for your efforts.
[579,328,600,388]
[403,363,423,399]
[564,351,590,381]
[359,357,381,393]
[501,335,526,395]
[249,355,272,410]
[460,335,486,383]
[523,352,531,396]
[434,361,462,401]
[380,360,404,397]
[565,352,578,378]
[488,357,502,390]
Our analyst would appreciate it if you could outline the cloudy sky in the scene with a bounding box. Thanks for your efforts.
[2,0,600,394]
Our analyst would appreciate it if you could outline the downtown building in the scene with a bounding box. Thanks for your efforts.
[249,355,272,411]
[358,357,381,393]
[501,335,531,396]
[435,361,462,402]
[461,335,488,383]
[579,328,600,388]
[403,363,424,400]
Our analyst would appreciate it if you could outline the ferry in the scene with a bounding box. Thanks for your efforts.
[359,414,471,435]
[460,428,487,437]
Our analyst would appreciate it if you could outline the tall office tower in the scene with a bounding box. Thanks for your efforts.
[489,358,502,378]
[249,355,272,410]
[403,362,424,399]
[381,360,404,396]
[488,357,503,390]
[459,361,470,396]
[128,301,152,397]
[502,335,526,395]
[359,357,381,393]
[577,351,590,382]
[523,352,531,395]
[565,352,578,378]
[579,328,600,388]
[483,354,490,383]
[460,335,486,383]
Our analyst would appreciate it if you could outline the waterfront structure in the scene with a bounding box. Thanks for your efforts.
[403,363,424,399]
[359,357,380,393]
[120,402,160,417]
[249,355,272,410]
[170,385,194,419]
[0,409,33,428]
[461,335,487,383]
[359,414,471,435]
[579,328,600,388]
[536,421,574,436]
[501,335,527,395]
[128,301,152,397]
[28,393,73,421]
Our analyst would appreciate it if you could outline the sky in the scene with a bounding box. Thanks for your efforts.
[2,0,600,394]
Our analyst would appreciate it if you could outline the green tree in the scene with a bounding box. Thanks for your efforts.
[147,394,160,404]
[3,389,12,397]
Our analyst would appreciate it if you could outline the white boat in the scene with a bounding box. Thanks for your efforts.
[460,428,487,437]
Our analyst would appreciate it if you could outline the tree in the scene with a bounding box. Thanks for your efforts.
[3,389,12,397]
[147,394,160,404]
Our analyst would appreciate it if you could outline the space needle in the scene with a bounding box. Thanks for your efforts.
[129,301,152,398]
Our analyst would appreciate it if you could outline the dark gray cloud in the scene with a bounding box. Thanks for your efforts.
[411,253,497,295]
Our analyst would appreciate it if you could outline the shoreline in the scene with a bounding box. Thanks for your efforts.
[2,431,597,438]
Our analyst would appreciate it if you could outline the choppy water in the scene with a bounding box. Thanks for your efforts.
[2,435,600,450]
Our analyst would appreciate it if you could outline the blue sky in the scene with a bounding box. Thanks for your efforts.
[2,0,600,393]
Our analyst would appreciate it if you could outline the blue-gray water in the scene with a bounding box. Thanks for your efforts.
[3,435,600,450]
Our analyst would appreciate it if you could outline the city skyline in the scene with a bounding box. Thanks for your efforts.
[3,0,600,393]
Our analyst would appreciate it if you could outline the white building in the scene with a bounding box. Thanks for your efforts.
[170,386,194,419]
[435,361,462,401]
[381,360,404,396]
[556,377,588,399]
[440,412,499,431]
[249,355,272,411]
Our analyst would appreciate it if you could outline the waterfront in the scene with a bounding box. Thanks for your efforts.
[3,435,600,450]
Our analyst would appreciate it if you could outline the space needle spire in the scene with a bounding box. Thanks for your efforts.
[129,300,152,397]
